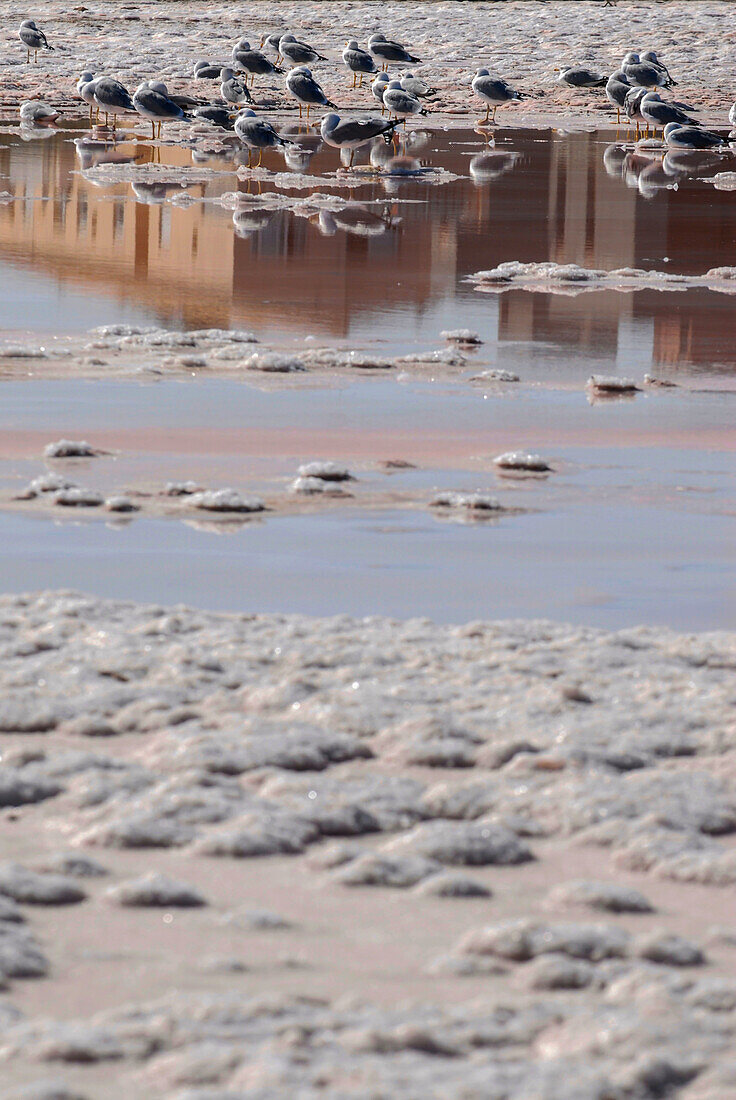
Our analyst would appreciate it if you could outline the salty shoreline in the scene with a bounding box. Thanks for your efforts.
[0,590,734,1097]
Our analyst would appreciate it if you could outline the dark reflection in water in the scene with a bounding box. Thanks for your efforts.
[0,124,735,372]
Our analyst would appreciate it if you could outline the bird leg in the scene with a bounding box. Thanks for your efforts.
[616,107,620,124]
[492,105,497,123]
[298,103,303,119]
[151,120,155,140]
[34,49,38,63]
[306,104,310,119]
[247,149,252,168]
[484,104,490,123]
[26,48,29,63]
[351,72,356,89]
[359,73,364,86]
[257,149,263,167]
[348,148,355,168]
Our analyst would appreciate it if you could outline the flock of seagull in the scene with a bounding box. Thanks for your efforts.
[14,18,736,167]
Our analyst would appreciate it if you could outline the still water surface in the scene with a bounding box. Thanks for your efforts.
[0,124,733,627]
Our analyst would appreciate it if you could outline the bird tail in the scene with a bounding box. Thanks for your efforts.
[326,99,339,110]
[382,119,400,142]
[316,52,328,61]
[419,107,429,116]
[273,65,285,74]
[593,77,607,87]
[408,54,421,63]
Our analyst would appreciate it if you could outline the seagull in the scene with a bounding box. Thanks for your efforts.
[605,70,632,123]
[640,92,699,134]
[320,112,399,166]
[623,52,674,90]
[93,76,135,130]
[382,80,427,124]
[640,50,677,87]
[368,33,420,70]
[371,72,390,113]
[19,100,60,125]
[234,108,294,166]
[232,39,283,86]
[285,67,337,119]
[194,60,227,80]
[133,82,189,139]
[146,81,206,111]
[191,105,236,131]
[664,121,727,149]
[18,20,53,63]
[471,69,523,123]
[279,33,327,67]
[220,67,253,107]
[623,87,647,133]
[77,72,98,122]
[400,73,437,99]
[260,33,284,63]
[342,40,377,87]
[556,66,607,88]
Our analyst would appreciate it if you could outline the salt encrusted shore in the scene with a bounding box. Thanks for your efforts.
[0,1,734,128]
[0,590,734,1097]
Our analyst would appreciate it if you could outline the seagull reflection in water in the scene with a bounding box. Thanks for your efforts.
[315,204,398,238]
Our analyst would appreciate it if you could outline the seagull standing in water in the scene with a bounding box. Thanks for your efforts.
[640,92,699,135]
[18,19,54,63]
[234,109,294,167]
[93,76,135,130]
[285,67,337,119]
[320,112,399,166]
[471,69,523,123]
[605,70,632,123]
[664,122,727,149]
[77,72,98,123]
[382,80,427,125]
[132,83,190,139]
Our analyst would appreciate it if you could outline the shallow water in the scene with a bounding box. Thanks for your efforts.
[1,124,736,372]
[0,122,734,628]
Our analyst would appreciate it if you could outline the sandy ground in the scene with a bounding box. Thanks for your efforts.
[0,2,734,129]
[0,591,734,1097]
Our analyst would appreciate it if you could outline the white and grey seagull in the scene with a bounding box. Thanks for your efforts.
[232,39,283,87]
[342,40,377,87]
[132,82,190,139]
[77,72,98,123]
[471,69,523,123]
[93,76,135,131]
[320,112,399,166]
[220,67,253,107]
[382,80,427,124]
[368,33,421,70]
[664,122,727,150]
[234,108,295,167]
[285,66,337,119]
[371,72,390,113]
[18,19,54,63]
[279,33,327,67]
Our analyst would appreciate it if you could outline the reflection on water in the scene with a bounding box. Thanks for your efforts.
[1,124,735,371]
